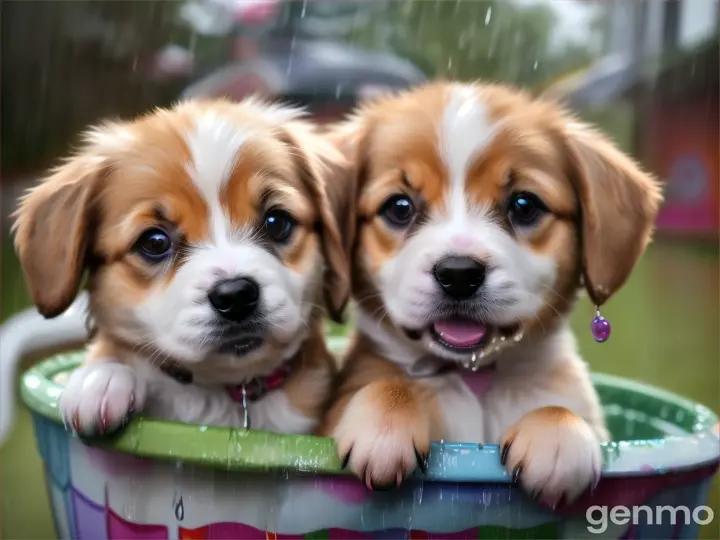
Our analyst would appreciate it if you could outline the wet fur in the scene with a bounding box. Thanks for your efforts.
[319,81,662,502]
[13,98,349,436]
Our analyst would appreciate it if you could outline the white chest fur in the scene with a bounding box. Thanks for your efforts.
[135,360,315,434]
[420,373,486,443]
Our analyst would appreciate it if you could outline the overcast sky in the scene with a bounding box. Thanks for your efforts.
[514,0,597,48]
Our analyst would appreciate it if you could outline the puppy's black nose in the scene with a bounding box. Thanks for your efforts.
[433,256,486,300]
[208,278,259,322]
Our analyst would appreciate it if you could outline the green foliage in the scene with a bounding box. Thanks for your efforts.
[346,0,598,91]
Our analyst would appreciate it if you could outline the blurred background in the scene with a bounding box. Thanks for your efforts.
[0,0,718,538]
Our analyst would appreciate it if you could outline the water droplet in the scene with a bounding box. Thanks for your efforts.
[484,6,492,25]
[173,492,184,521]
[286,36,297,77]
[300,0,307,18]
[240,385,251,429]
[447,57,453,69]
[533,60,539,71]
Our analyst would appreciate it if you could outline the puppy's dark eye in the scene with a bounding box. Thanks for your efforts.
[263,208,296,243]
[507,192,548,228]
[380,194,416,228]
[135,228,172,262]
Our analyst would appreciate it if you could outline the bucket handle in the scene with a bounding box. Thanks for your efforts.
[0,293,88,446]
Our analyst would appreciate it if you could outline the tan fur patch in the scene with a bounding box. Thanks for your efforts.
[283,325,337,420]
[318,337,442,439]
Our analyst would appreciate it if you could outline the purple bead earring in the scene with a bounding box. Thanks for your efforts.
[591,307,611,343]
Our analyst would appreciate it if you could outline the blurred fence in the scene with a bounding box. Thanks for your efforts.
[1,1,187,175]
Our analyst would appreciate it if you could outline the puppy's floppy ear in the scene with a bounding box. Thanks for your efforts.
[12,145,107,318]
[321,117,366,267]
[563,121,663,306]
[281,121,351,322]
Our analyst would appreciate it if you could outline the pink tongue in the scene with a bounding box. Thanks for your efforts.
[433,319,488,348]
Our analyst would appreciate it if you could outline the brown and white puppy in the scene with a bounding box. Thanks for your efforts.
[319,82,661,504]
[13,98,349,436]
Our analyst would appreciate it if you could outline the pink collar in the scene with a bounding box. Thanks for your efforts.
[457,365,496,397]
[224,362,293,403]
[434,361,497,398]
[160,361,293,403]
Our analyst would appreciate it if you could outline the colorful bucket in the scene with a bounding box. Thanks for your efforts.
[22,353,719,539]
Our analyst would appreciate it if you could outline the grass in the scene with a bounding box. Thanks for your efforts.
[1,237,718,538]
[0,240,30,323]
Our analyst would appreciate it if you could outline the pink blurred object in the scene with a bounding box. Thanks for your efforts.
[152,45,195,79]
[642,90,719,238]
[234,0,281,24]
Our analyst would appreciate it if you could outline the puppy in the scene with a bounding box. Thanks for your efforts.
[319,82,661,504]
[13,98,349,436]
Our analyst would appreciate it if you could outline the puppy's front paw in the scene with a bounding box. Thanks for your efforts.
[59,361,147,437]
[501,406,601,506]
[333,381,431,490]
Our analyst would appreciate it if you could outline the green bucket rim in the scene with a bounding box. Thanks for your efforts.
[21,348,720,477]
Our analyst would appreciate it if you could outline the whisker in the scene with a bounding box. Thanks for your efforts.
[354,291,384,305]
[531,294,562,318]
[538,283,569,304]
[304,301,329,317]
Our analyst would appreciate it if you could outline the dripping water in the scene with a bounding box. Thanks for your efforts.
[173,491,185,521]
[173,460,185,521]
